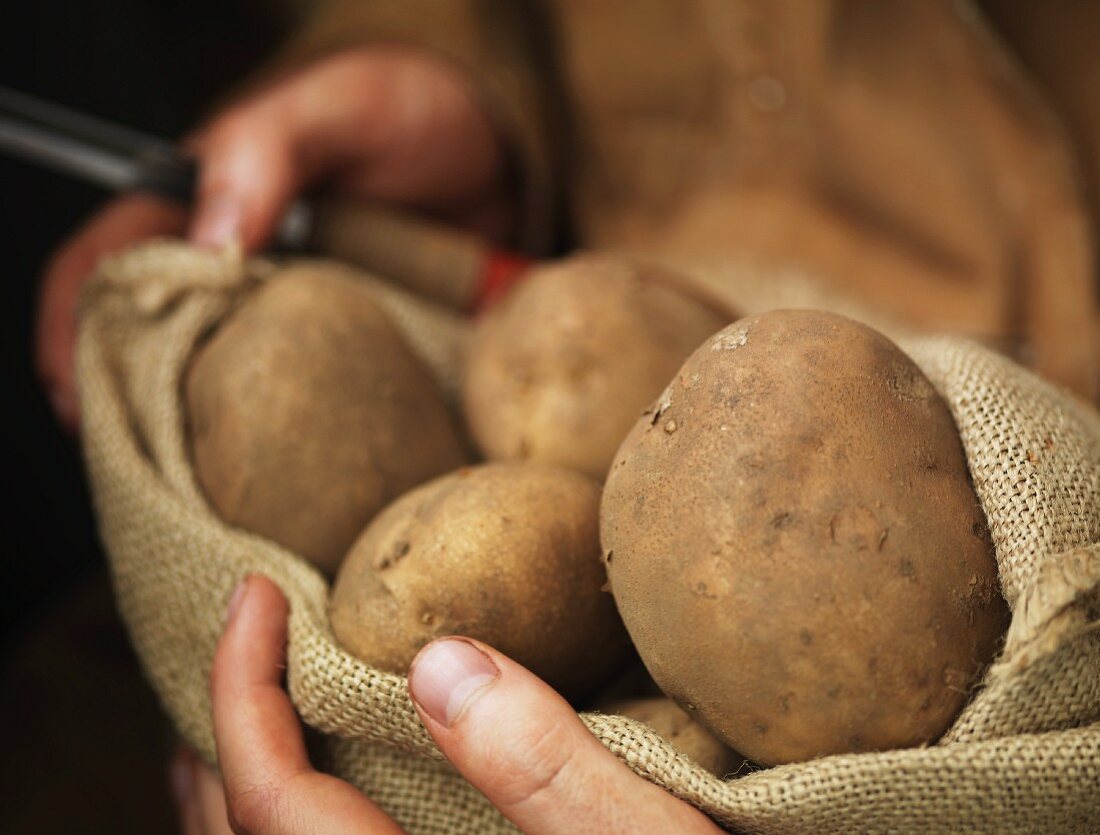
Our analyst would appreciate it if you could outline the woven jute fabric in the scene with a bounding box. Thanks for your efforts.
[77,241,1100,834]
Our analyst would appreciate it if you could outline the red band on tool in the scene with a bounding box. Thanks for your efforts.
[474,250,534,312]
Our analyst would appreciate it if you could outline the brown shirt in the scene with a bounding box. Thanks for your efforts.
[281,0,1099,399]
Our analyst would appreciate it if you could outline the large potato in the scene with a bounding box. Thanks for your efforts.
[463,255,728,479]
[186,265,468,574]
[330,462,631,700]
[601,310,1009,765]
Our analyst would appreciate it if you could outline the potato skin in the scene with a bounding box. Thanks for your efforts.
[330,462,631,699]
[186,265,468,574]
[601,310,1009,765]
[601,697,744,776]
[463,255,727,480]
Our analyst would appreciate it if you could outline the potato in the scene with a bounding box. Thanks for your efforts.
[601,697,744,777]
[601,310,1009,765]
[463,255,728,480]
[330,462,631,699]
[186,265,468,574]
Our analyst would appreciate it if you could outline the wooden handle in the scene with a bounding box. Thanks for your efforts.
[308,198,533,312]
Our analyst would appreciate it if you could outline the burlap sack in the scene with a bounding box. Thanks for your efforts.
[77,241,1100,834]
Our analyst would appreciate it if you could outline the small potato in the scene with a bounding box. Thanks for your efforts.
[463,255,728,480]
[602,697,744,777]
[602,310,1009,765]
[330,462,631,700]
[186,264,468,574]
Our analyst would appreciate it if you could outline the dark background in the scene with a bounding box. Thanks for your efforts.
[0,0,286,652]
[0,2,289,830]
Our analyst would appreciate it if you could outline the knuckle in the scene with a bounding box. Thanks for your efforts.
[226,780,283,834]
[491,718,579,810]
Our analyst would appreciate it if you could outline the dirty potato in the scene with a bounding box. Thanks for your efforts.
[186,264,468,574]
[463,255,728,480]
[331,462,631,699]
[601,310,1009,765]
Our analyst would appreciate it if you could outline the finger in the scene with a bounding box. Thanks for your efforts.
[187,53,393,251]
[193,757,237,835]
[170,748,205,835]
[172,747,238,835]
[188,107,302,251]
[189,48,505,252]
[211,574,403,834]
[408,639,722,835]
[35,194,186,429]
[37,244,87,429]
[211,576,308,785]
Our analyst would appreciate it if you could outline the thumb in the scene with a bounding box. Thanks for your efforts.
[187,105,304,252]
[408,639,722,835]
[185,49,407,252]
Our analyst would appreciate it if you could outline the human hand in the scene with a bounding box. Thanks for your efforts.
[37,46,511,430]
[174,574,722,834]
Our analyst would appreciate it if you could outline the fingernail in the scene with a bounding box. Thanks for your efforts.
[191,196,241,248]
[409,639,499,728]
[226,576,251,623]
[168,749,194,807]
